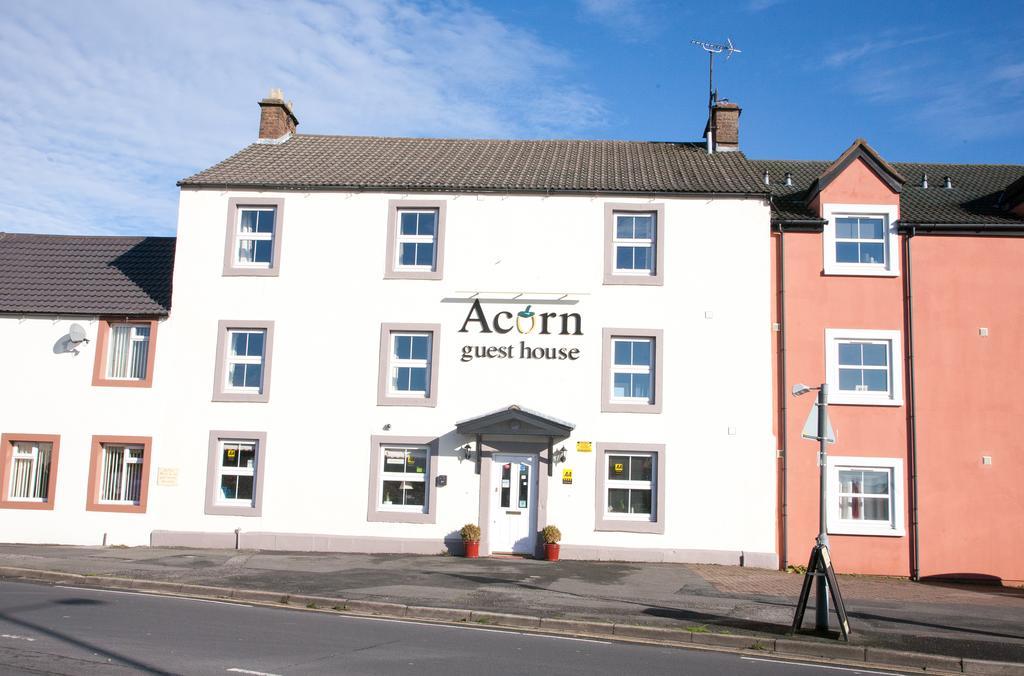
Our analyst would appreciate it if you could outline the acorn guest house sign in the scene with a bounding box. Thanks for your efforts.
[457,299,582,363]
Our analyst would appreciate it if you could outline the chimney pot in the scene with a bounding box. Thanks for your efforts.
[258,88,299,140]
[763,169,770,186]
[784,172,793,186]
[944,175,953,189]
[922,173,929,189]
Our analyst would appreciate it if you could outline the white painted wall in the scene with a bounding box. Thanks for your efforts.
[0,188,777,561]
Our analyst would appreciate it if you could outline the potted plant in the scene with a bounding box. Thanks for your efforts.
[541,525,561,561]
[460,523,481,559]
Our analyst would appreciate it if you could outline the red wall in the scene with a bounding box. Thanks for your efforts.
[911,235,1024,584]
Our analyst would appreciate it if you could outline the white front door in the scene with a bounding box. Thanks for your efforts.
[489,454,538,554]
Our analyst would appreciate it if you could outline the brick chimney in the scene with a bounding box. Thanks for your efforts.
[704,100,741,153]
[258,88,298,140]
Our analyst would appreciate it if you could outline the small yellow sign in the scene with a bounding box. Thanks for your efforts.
[613,463,624,474]
[562,469,573,485]
[227,448,237,459]
[576,441,593,452]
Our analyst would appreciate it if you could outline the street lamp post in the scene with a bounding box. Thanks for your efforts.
[793,381,830,633]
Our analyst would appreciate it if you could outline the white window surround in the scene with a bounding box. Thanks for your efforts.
[822,203,899,277]
[826,456,905,537]
[825,328,903,406]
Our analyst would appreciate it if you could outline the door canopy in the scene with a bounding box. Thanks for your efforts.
[455,404,575,438]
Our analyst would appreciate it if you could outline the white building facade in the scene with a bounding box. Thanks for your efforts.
[0,96,779,567]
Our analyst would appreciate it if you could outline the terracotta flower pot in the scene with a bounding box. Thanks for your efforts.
[544,543,560,561]
[464,540,480,558]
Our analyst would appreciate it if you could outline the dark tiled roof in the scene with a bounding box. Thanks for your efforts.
[180,134,768,195]
[0,233,176,316]
[753,160,1024,227]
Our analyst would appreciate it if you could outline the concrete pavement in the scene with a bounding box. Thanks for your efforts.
[0,544,1021,674]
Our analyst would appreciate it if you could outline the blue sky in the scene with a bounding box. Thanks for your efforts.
[1,0,1021,236]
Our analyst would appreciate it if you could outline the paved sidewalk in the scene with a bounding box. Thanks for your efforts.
[0,544,1022,668]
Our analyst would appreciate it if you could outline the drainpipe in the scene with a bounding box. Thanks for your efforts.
[902,227,921,581]
[777,225,789,570]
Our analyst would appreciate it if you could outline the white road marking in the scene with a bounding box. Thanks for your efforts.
[741,656,904,674]
[336,614,611,643]
[53,585,251,607]
[226,669,283,676]
[0,634,35,642]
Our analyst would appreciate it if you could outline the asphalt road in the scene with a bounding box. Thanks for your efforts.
[0,580,910,675]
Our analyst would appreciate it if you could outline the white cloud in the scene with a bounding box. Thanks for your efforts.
[0,0,605,236]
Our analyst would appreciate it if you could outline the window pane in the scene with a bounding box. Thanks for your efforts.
[239,210,258,233]
[838,368,862,391]
[222,444,241,467]
[418,212,436,236]
[238,444,256,468]
[631,373,651,399]
[237,239,255,263]
[862,343,887,366]
[836,242,859,263]
[252,239,272,264]
[400,212,418,235]
[863,369,889,392]
[616,216,634,239]
[500,463,511,508]
[407,450,427,474]
[382,480,403,504]
[256,210,275,234]
[235,475,254,501]
[630,489,652,515]
[616,246,633,270]
[230,332,248,357]
[403,480,426,507]
[244,363,263,389]
[400,242,417,266]
[394,335,411,359]
[409,366,428,392]
[632,340,651,366]
[838,343,862,366]
[859,218,884,240]
[518,463,530,509]
[228,364,247,388]
[416,242,434,267]
[862,471,890,495]
[862,497,890,521]
[383,450,407,473]
[410,335,430,360]
[394,366,411,390]
[835,218,857,239]
[608,456,629,480]
[633,247,652,271]
[220,476,238,500]
[613,341,631,365]
[633,216,653,240]
[612,373,631,398]
[630,455,653,481]
[607,488,630,513]
[860,243,885,264]
[247,331,265,357]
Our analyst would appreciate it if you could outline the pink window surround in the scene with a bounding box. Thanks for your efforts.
[0,433,61,510]
[85,435,153,514]
[91,318,159,388]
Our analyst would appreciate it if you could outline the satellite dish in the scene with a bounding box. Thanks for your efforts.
[69,324,88,344]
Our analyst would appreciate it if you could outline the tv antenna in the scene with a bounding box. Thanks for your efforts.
[691,37,741,150]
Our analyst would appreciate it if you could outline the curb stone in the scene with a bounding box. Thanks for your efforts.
[1,566,1021,675]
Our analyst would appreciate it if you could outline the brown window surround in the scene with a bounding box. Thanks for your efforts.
[0,434,61,510]
[91,318,159,388]
[212,320,275,403]
[603,202,666,286]
[205,430,267,517]
[377,323,441,407]
[223,197,285,277]
[594,442,666,534]
[601,328,664,414]
[86,435,153,514]
[384,200,447,280]
[367,435,439,524]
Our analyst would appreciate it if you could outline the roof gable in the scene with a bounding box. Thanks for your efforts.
[806,138,905,203]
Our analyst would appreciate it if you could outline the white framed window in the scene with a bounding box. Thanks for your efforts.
[106,323,151,380]
[611,338,653,404]
[379,446,428,513]
[99,444,145,505]
[389,332,432,397]
[822,203,899,277]
[395,209,438,271]
[605,452,655,521]
[216,440,258,507]
[826,456,905,536]
[613,212,656,276]
[225,329,266,393]
[826,329,903,406]
[7,441,52,502]
[235,207,276,268]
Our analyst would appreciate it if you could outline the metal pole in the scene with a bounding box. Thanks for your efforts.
[816,383,830,631]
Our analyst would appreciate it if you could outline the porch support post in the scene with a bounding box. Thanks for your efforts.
[475,433,483,475]
[547,436,554,477]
